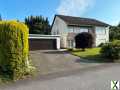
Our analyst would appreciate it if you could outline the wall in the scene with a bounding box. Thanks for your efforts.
[95,26,109,46]
[51,16,68,48]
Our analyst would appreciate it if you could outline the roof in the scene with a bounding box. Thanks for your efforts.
[55,15,109,27]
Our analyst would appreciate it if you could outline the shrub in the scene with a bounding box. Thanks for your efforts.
[112,40,120,47]
[98,43,104,47]
[75,32,93,51]
[0,21,32,80]
[100,40,120,61]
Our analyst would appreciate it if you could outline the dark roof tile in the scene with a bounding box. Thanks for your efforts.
[56,15,109,27]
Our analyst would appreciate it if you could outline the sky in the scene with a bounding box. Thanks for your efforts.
[0,0,120,25]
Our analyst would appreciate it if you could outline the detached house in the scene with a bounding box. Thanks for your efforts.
[51,15,110,48]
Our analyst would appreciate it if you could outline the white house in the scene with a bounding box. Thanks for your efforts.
[51,15,110,48]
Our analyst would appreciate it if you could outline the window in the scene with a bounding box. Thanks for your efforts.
[74,28,88,33]
[80,28,88,33]
[68,27,74,33]
[73,27,79,33]
[68,40,74,48]
[96,27,106,35]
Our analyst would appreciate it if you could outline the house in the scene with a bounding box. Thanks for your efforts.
[51,15,110,48]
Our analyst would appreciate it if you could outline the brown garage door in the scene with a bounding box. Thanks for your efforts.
[29,39,56,50]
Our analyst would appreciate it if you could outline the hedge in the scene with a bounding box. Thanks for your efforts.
[0,21,31,80]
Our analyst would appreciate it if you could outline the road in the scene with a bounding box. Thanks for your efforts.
[1,63,120,90]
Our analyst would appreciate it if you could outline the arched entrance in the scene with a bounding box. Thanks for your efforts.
[75,32,93,48]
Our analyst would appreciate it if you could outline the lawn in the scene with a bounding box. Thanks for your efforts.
[71,48,107,62]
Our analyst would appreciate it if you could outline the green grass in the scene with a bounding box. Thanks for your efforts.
[71,48,107,62]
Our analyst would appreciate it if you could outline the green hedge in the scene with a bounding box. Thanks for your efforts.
[100,40,120,61]
[0,21,31,80]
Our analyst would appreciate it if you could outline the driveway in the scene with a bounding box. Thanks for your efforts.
[0,50,114,90]
[30,50,102,75]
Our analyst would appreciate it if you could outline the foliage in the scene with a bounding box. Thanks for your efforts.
[71,48,104,62]
[109,25,120,41]
[98,43,104,47]
[75,32,93,51]
[25,15,51,34]
[100,40,120,61]
[0,21,33,80]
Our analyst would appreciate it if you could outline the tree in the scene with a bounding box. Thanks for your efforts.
[25,15,51,34]
[75,32,93,51]
[109,24,120,41]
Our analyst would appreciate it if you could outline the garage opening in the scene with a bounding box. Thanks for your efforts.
[29,34,60,51]
[29,39,56,50]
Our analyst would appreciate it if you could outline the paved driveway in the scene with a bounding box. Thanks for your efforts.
[30,50,102,75]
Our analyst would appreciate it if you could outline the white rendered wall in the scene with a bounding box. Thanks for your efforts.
[95,26,109,46]
[51,16,68,48]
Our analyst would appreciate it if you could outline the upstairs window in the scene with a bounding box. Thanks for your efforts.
[68,27,74,33]
[80,28,88,33]
[96,27,106,35]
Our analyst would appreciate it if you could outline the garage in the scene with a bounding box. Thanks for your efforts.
[29,34,60,50]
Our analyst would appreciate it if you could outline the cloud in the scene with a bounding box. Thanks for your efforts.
[56,0,94,16]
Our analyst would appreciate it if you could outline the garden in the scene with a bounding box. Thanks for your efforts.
[70,29,120,63]
[71,40,120,63]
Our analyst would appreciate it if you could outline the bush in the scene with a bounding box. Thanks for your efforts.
[0,21,32,80]
[100,40,120,61]
[98,43,104,47]
[75,32,93,51]
[112,40,120,47]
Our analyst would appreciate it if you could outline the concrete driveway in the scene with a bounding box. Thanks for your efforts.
[30,50,102,75]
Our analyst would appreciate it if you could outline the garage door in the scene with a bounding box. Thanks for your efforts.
[29,39,56,50]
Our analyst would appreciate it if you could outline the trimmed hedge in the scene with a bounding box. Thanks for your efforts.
[0,21,31,80]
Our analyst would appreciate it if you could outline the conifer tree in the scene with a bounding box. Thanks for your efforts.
[25,15,51,34]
